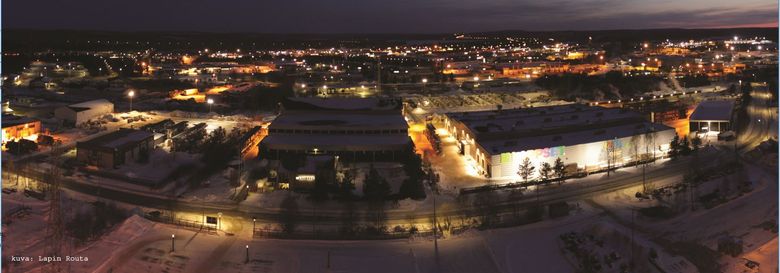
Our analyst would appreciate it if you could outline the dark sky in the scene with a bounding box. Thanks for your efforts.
[5,0,778,33]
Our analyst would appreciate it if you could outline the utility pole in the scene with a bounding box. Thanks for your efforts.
[44,142,63,273]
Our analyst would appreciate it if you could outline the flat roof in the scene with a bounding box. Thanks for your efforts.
[2,114,39,128]
[77,129,153,151]
[285,97,402,111]
[270,111,408,130]
[261,134,411,151]
[447,104,642,135]
[482,122,673,155]
[446,104,675,155]
[65,99,113,113]
[689,100,735,122]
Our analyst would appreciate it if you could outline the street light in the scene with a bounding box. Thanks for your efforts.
[207,98,214,112]
[245,245,250,263]
[128,90,135,112]
[171,234,175,252]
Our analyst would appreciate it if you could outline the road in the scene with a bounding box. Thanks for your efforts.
[7,150,720,232]
[737,84,777,152]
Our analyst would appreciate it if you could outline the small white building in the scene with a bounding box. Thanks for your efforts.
[54,99,114,126]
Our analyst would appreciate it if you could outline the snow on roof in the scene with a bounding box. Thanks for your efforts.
[2,114,39,128]
[270,111,407,130]
[286,97,401,111]
[447,104,641,135]
[689,100,735,122]
[483,122,673,155]
[261,134,411,151]
[78,129,153,151]
[67,99,113,112]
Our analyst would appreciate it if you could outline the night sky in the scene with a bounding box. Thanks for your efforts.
[5,0,778,33]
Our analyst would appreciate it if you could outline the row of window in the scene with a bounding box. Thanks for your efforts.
[268,128,408,135]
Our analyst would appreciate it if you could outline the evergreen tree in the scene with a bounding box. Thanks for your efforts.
[337,170,356,200]
[539,162,552,183]
[553,157,566,184]
[669,134,681,158]
[680,135,692,156]
[691,135,703,152]
[518,157,536,183]
[363,165,391,201]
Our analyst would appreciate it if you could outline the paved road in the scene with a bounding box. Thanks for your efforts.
[7,151,715,229]
[737,85,777,152]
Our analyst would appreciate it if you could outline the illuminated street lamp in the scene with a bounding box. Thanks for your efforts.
[171,234,175,252]
[207,98,214,112]
[218,212,222,230]
[245,245,250,263]
[128,90,135,111]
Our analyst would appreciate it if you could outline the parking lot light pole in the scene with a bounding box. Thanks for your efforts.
[128,90,135,112]
[245,245,249,263]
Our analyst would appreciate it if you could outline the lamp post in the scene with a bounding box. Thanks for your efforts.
[252,218,256,237]
[422,78,428,93]
[171,234,175,252]
[218,212,222,230]
[128,90,135,112]
[245,245,250,263]
[207,98,214,112]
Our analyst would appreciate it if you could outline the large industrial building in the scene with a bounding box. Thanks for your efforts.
[689,100,735,134]
[443,104,677,179]
[54,99,114,126]
[259,97,413,162]
[76,128,154,169]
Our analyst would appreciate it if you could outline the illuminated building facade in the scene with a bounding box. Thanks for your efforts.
[2,114,41,144]
[443,104,676,179]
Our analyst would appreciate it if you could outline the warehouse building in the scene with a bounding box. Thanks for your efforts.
[689,100,735,134]
[76,129,154,169]
[54,99,114,126]
[443,104,676,179]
